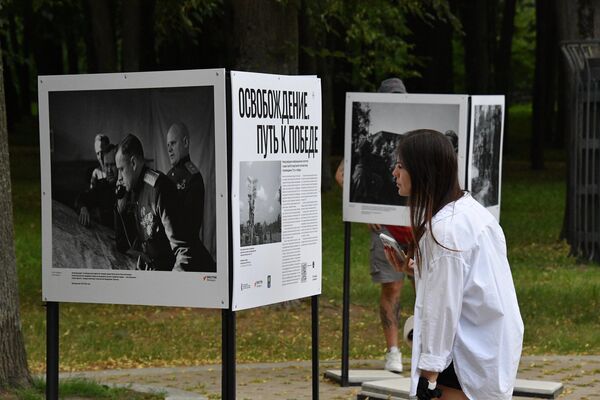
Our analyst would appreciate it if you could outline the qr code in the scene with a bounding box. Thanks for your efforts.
[301,262,307,283]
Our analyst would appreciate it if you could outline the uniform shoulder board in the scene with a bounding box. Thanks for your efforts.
[185,161,199,175]
[144,169,160,187]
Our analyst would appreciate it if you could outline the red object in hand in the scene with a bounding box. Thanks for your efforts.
[385,225,412,245]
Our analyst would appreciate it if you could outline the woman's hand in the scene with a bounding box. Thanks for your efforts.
[335,160,344,188]
[78,206,90,227]
[368,223,382,232]
[406,258,415,276]
[383,246,414,276]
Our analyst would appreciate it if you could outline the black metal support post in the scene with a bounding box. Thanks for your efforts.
[312,295,320,399]
[46,301,59,400]
[341,222,351,386]
[222,309,236,400]
[224,70,235,400]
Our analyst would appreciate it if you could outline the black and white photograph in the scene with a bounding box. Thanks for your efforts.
[350,101,405,206]
[40,70,229,308]
[50,86,216,272]
[468,96,505,220]
[239,161,282,247]
[343,93,468,226]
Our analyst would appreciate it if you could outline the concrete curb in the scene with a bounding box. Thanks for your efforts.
[43,373,207,400]
[106,383,205,400]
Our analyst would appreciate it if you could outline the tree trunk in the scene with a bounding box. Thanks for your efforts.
[405,12,454,93]
[82,1,97,73]
[197,1,235,69]
[86,0,117,72]
[155,2,199,70]
[0,44,32,390]
[17,1,33,116]
[232,0,299,74]
[496,0,516,94]
[487,0,498,82]
[496,0,516,144]
[122,0,155,72]
[0,27,19,128]
[139,2,156,71]
[531,0,558,170]
[31,5,63,76]
[64,5,80,75]
[461,0,495,93]
[122,0,142,72]
[299,0,333,191]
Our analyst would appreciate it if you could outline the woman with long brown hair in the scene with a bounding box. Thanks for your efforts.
[384,129,523,400]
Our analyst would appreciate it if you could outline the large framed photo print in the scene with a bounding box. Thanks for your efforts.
[39,69,229,308]
[467,95,505,221]
[230,71,322,311]
[342,93,468,225]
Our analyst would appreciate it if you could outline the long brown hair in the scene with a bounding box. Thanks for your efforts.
[395,129,463,269]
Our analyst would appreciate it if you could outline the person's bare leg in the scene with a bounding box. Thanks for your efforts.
[437,384,468,399]
[380,280,403,348]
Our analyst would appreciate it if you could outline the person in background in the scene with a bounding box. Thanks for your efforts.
[90,134,113,187]
[335,77,410,373]
[165,122,215,272]
[385,129,523,399]
[76,135,117,228]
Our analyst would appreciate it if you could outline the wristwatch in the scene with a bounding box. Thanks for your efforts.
[417,376,442,400]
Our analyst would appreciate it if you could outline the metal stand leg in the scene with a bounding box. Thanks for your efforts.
[341,222,351,386]
[312,295,320,399]
[46,301,59,400]
[222,309,236,400]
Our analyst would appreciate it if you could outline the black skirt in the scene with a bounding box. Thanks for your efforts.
[438,362,462,391]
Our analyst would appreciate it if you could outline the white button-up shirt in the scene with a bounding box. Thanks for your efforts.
[410,193,524,399]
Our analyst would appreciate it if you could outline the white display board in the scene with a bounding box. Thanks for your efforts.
[342,93,468,225]
[230,71,322,311]
[467,95,505,221]
[39,69,229,308]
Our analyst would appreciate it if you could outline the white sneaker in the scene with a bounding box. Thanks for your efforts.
[384,350,403,373]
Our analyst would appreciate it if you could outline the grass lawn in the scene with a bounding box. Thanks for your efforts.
[7,104,600,373]
[1,378,163,399]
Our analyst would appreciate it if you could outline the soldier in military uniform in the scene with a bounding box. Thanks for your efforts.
[91,134,114,187]
[114,134,194,271]
[76,141,117,228]
[165,122,216,272]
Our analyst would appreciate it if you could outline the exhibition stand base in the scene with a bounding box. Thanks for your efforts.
[324,369,401,386]
[356,377,564,399]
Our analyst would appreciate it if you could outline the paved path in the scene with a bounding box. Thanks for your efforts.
[60,355,600,399]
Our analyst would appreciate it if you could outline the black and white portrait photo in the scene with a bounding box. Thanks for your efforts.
[239,161,282,247]
[343,93,468,225]
[49,85,217,272]
[40,70,229,308]
[470,102,504,208]
[349,101,463,207]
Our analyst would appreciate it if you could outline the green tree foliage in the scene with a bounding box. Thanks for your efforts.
[511,0,536,101]
[154,0,223,54]
[302,0,459,91]
[155,0,223,42]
